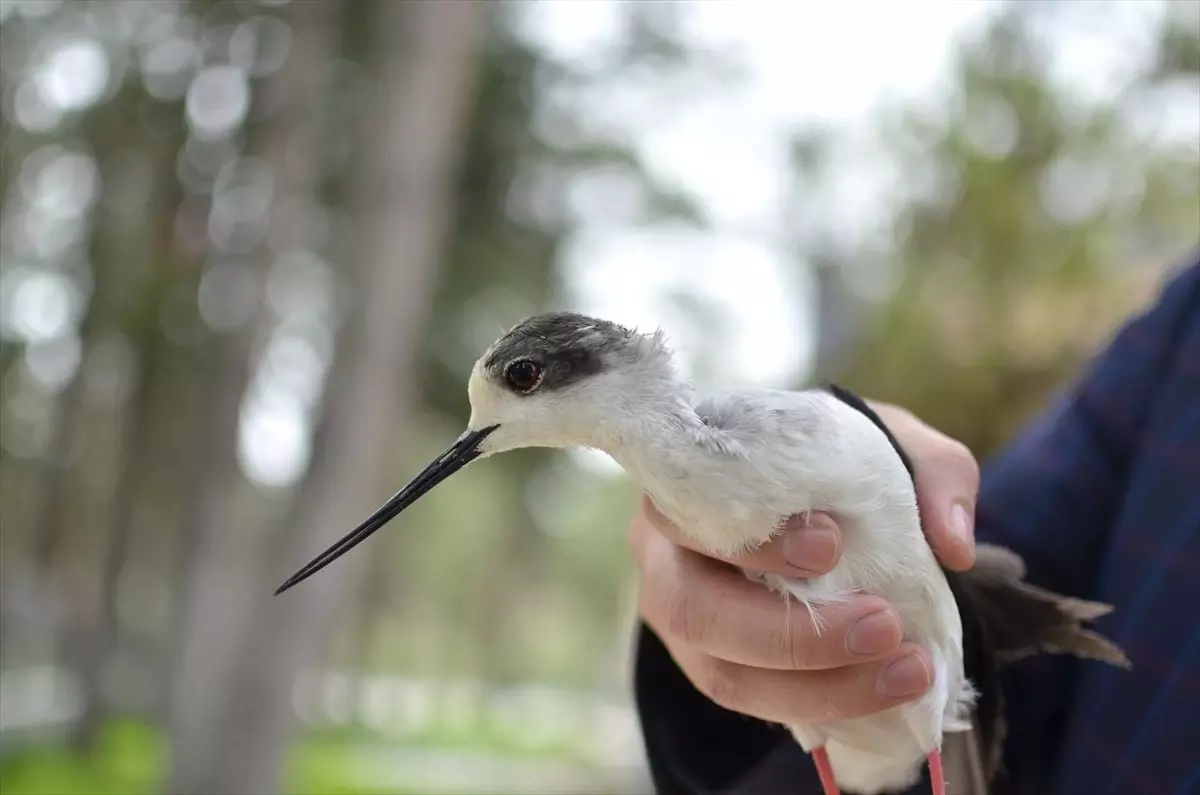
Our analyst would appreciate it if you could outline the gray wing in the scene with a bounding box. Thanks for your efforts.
[693,391,751,432]
[693,388,825,444]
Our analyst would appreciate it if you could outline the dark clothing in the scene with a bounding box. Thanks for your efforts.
[633,258,1200,795]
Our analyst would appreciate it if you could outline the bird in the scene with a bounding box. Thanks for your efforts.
[274,311,1130,795]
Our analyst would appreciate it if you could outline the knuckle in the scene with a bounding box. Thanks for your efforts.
[626,518,642,557]
[635,582,655,623]
[777,623,816,670]
[634,550,669,624]
[816,689,844,724]
[879,403,917,427]
[665,585,705,644]
[627,497,673,562]
[937,438,980,481]
[699,661,743,711]
[637,569,671,629]
[626,513,652,563]
[807,676,882,725]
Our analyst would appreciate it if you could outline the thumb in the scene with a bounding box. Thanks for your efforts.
[912,441,979,571]
[870,402,979,572]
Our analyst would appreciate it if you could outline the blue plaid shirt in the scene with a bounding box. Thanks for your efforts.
[634,256,1200,795]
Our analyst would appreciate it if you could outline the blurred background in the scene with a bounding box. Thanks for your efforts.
[0,0,1196,793]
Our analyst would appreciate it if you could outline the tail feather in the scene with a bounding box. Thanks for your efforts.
[942,543,1132,788]
[960,543,1131,669]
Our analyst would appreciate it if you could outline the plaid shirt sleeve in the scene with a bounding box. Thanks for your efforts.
[633,256,1200,795]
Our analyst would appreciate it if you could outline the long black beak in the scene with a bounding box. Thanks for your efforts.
[274,425,499,595]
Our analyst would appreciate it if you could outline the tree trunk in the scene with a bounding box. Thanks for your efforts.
[28,79,146,576]
[165,0,343,786]
[71,188,183,750]
[19,81,150,746]
[174,3,486,792]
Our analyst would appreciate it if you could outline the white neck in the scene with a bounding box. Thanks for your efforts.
[582,367,704,460]
[578,374,740,532]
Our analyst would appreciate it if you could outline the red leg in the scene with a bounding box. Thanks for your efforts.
[811,746,840,795]
[928,749,945,795]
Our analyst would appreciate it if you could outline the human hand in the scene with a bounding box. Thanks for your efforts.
[626,400,980,726]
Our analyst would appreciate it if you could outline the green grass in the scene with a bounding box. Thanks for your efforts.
[0,719,162,795]
[0,719,403,795]
[0,716,587,795]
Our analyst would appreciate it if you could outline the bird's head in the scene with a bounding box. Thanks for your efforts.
[274,311,676,594]
[466,311,673,455]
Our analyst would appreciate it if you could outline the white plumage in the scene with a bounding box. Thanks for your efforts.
[691,392,974,793]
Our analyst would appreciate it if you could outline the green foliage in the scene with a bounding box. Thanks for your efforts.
[818,6,1200,458]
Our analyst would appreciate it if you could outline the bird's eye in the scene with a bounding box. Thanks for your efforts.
[505,360,542,393]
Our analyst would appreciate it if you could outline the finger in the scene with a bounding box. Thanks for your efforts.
[632,524,902,670]
[638,493,843,577]
[665,636,934,726]
[871,405,979,571]
[912,438,979,571]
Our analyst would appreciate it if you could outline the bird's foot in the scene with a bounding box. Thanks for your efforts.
[928,749,945,795]
[811,746,840,795]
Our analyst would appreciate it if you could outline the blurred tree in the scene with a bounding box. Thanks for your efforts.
[71,88,189,751]
[166,2,488,791]
[164,0,346,788]
[16,83,143,731]
[813,4,1200,458]
[0,0,206,749]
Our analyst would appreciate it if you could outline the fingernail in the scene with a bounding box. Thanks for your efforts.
[846,610,901,656]
[783,517,839,573]
[951,503,975,549]
[879,653,931,699]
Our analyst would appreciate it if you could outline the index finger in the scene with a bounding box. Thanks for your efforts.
[630,519,902,671]
[870,403,979,571]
